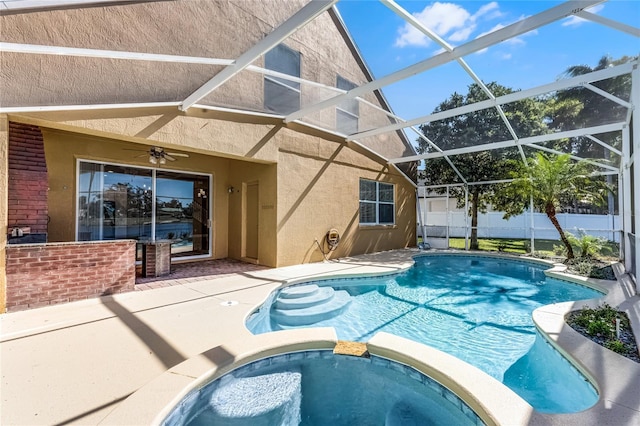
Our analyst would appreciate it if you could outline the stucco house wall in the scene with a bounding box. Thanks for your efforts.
[0,1,417,310]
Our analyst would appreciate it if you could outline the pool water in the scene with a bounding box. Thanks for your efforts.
[247,255,603,413]
[163,351,483,426]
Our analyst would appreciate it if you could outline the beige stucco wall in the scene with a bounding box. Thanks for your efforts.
[0,115,8,312]
[275,128,415,266]
[39,127,279,263]
[0,0,415,160]
[1,0,417,275]
[13,110,415,268]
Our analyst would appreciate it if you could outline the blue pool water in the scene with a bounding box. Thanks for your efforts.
[247,255,603,413]
[163,351,483,426]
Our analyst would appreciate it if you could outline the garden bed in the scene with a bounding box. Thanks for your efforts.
[566,305,639,364]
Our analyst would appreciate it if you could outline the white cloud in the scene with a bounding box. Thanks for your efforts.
[473,17,538,54]
[395,2,471,47]
[474,2,501,19]
[394,2,504,48]
[449,26,474,42]
[562,4,604,27]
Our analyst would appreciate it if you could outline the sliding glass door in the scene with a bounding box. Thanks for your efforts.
[77,161,211,259]
[155,171,209,257]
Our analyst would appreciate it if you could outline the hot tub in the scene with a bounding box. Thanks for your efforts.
[162,349,483,425]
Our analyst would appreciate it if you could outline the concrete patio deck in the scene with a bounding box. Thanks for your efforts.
[1,249,639,425]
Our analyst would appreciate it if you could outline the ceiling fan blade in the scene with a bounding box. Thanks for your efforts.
[166,152,189,157]
[164,154,177,161]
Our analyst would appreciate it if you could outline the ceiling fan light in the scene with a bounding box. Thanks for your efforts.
[159,157,166,165]
[149,155,158,164]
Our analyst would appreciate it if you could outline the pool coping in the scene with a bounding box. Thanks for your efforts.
[99,250,640,425]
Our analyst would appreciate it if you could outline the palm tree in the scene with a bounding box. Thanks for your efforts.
[499,153,609,260]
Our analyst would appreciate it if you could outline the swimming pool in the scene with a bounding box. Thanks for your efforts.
[247,254,603,413]
[162,350,483,426]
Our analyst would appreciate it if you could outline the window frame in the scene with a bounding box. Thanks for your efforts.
[264,43,301,114]
[336,75,359,135]
[75,158,213,261]
[359,178,395,226]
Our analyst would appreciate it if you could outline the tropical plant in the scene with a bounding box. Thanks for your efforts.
[566,229,608,258]
[495,153,609,259]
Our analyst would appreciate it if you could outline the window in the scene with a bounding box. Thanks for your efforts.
[264,44,300,114]
[77,161,211,259]
[359,179,394,225]
[336,75,359,134]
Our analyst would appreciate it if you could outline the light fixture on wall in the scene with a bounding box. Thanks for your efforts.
[228,186,235,194]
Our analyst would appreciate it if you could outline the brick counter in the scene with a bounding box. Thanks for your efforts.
[5,240,136,312]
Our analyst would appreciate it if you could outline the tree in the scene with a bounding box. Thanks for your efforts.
[418,82,548,249]
[549,55,633,159]
[496,153,609,259]
[545,55,634,214]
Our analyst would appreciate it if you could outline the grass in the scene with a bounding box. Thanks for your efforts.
[443,237,619,259]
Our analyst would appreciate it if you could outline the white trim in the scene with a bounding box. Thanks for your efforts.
[359,179,395,225]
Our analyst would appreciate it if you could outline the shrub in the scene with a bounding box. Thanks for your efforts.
[604,340,629,355]
[566,229,607,258]
[587,319,613,337]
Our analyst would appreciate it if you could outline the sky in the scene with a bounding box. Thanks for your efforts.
[335,0,639,121]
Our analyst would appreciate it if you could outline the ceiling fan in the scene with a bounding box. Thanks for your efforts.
[129,146,190,165]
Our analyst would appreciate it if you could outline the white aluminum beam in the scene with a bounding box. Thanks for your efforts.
[584,134,622,156]
[0,101,181,113]
[391,122,626,163]
[576,10,640,37]
[0,42,234,65]
[408,127,468,184]
[0,42,367,100]
[583,82,633,109]
[284,0,603,123]
[631,63,640,285]
[381,0,528,164]
[622,124,632,273]
[527,144,618,172]
[179,0,336,111]
[349,61,635,141]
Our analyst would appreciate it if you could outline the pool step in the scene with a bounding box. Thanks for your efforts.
[278,284,321,299]
[272,286,351,327]
[205,370,302,424]
[275,286,335,309]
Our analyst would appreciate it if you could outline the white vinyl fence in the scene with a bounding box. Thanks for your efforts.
[418,211,619,240]
[417,206,621,251]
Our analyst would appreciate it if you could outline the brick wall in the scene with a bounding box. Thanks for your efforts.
[5,240,136,312]
[8,122,48,235]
